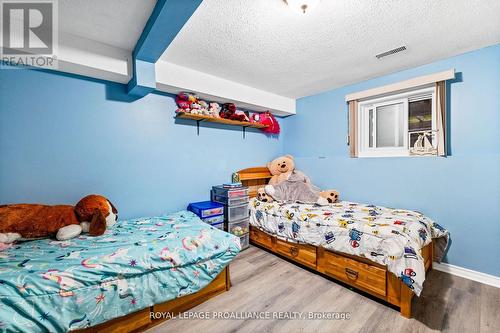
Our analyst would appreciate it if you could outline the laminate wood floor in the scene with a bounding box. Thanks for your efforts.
[147,246,500,333]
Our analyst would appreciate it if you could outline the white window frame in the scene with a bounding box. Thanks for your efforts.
[357,86,436,158]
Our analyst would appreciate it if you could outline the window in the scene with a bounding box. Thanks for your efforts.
[347,71,451,158]
[357,87,437,157]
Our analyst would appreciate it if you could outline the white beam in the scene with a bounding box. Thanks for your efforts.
[57,33,131,83]
[155,60,296,116]
[2,32,131,83]
[3,34,295,116]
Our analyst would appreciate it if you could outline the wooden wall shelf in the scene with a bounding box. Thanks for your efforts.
[176,112,268,128]
[175,112,268,137]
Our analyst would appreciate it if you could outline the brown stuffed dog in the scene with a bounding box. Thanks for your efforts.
[0,195,117,243]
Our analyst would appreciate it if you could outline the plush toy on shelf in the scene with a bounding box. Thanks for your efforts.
[209,102,221,117]
[191,101,203,114]
[249,113,260,124]
[219,103,236,119]
[198,100,210,115]
[250,111,280,134]
[175,93,226,118]
[258,155,340,205]
[175,92,198,114]
[235,110,250,122]
[219,103,248,121]
[175,94,280,129]
[0,195,118,243]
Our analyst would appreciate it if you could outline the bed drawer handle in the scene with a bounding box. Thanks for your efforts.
[345,268,359,280]
[289,246,299,257]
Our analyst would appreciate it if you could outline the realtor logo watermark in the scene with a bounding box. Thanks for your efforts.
[1,0,58,69]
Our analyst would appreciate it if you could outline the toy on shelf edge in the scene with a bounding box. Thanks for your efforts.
[250,111,280,134]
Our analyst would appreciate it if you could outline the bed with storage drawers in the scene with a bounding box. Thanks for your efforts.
[233,167,449,318]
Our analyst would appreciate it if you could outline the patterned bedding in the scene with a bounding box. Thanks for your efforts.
[0,211,240,332]
[249,199,448,296]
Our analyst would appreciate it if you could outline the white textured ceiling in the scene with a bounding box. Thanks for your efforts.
[161,0,500,98]
[59,0,155,50]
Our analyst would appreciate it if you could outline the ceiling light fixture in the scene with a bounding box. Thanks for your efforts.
[284,0,320,14]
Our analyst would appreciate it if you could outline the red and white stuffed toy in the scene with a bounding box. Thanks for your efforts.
[250,111,280,134]
[220,103,248,121]
[175,92,198,114]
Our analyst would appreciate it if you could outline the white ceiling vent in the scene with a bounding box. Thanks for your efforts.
[375,46,407,59]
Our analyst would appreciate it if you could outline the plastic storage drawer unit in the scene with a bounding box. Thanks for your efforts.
[239,233,250,250]
[212,186,249,199]
[212,222,224,231]
[187,201,224,219]
[225,203,249,222]
[212,194,249,206]
[202,215,224,225]
[228,218,249,236]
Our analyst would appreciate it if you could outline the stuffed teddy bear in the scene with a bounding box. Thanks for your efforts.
[209,102,221,117]
[267,154,298,186]
[262,155,340,203]
[264,171,329,205]
[0,194,118,243]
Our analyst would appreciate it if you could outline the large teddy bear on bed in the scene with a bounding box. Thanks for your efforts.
[261,155,340,204]
[0,194,118,243]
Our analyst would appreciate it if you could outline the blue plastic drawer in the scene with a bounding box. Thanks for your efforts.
[187,201,224,218]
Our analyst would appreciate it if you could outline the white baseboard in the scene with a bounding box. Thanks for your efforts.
[433,262,500,288]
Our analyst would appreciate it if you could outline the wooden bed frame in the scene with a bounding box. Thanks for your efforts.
[74,267,230,333]
[234,167,434,318]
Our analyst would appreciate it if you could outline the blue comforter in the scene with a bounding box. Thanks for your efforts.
[0,211,240,332]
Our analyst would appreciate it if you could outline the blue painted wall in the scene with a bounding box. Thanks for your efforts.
[1,45,498,276]
[0,67,284,219]
[283,44,500,276]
